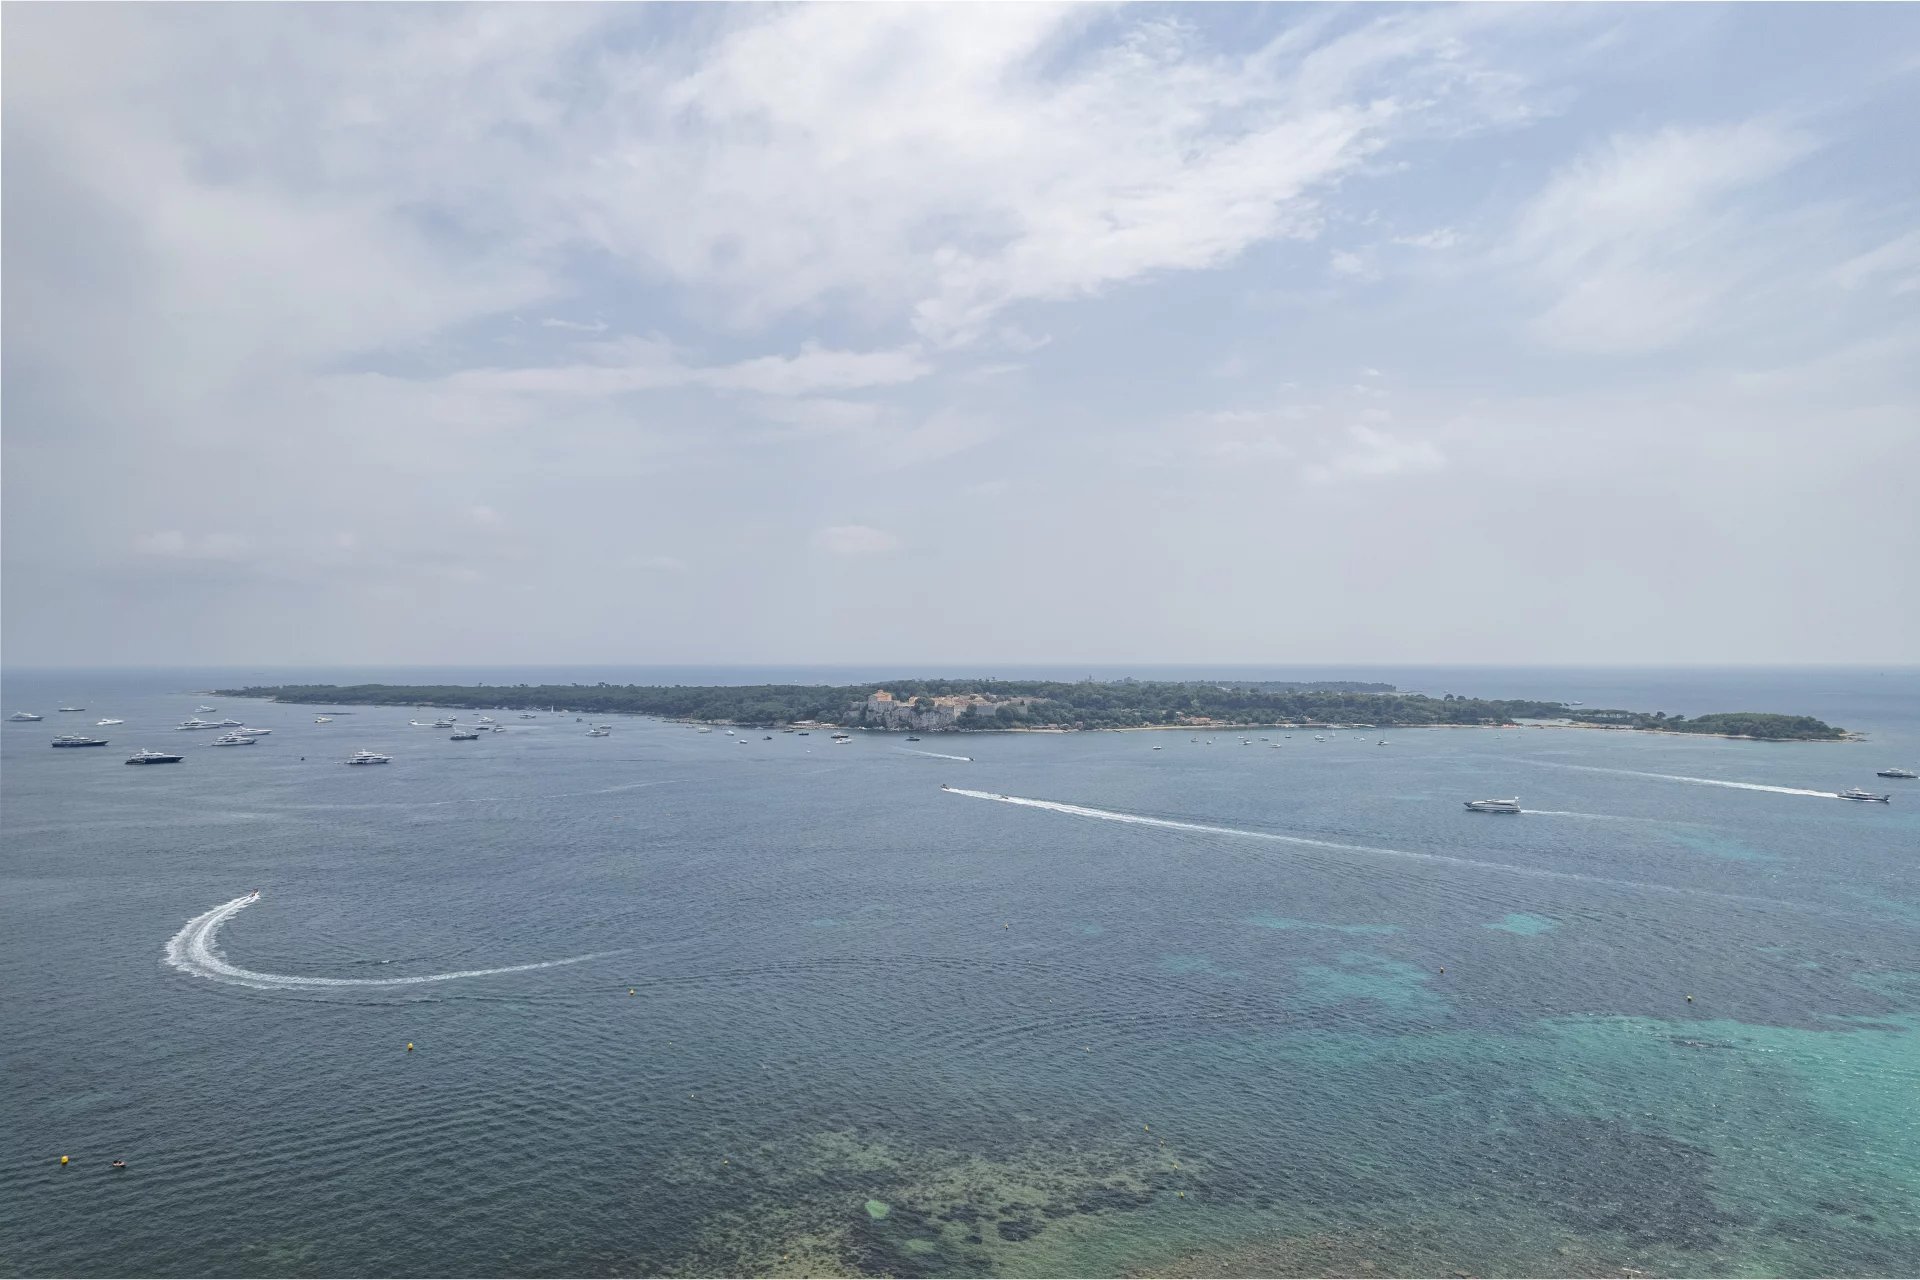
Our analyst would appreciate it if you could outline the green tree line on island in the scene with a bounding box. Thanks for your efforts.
[213,680,1846,740]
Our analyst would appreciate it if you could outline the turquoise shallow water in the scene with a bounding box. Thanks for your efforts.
[2,666,1917,1277]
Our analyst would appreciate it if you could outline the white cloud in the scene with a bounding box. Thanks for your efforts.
[1506,120,1816,353]
[1833,230,1920,295]
[132,530,252,560]
[441,341,929,400]
[813,524,902,555]
[1391,227,1460,250]
[1305,423,1444,484]
[538,317,609,332]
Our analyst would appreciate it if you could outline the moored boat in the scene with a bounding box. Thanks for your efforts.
[1875,767,1917,780]
[126,748,184,765]
[52,735,109,748]
[1464,798,1521,813]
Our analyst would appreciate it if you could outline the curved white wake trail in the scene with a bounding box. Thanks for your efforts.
[940,788,1785,906]
[165,895,613,990]
[1517,760,1836,798]
[900,748,974,762]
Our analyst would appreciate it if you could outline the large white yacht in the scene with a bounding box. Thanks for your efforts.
[126,748,184,765]
[58,706,86,713]
[211,732,257,746]
[52,734,110,748]
[1464,798,1522,813]
[314,716,333,724]
[1837,788,1890,804]
[450,730,481,741]
[10,711,44,722]
[586,726,611,737]
[1875,767,1917,780]
[176,718,223,730]
[96,718,125,726]
[346,750,392,766]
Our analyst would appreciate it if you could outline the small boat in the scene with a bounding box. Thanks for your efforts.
[211,732,257,746]
[433,719,456,729]
[1464,798,1521,813]
[476,716,495,724]
[1378,739,1389,746]
[10,712,44,722]
[110,1160,126,1170]
[346,750,392,766]
[796,731,809,736]
[52,735,109,748]
[214,720,245,728]
[1837,788,1890,804]
[519,713,538,720]
[315,716,333,724]
[586,727,610,737]
[408,721,440,727]
[1875,767,1917,780]
[763,734,773,740]
[175,719,222,730]
[905,736,921,742]
[1152,745,1163,751]
[126,748,183,765]
[450,731,481,741]
[96,718,125,726]
[196,706,216,713]
[58,706,86,712]
[235,727,270,735]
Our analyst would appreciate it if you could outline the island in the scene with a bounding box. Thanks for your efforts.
[213,679,1849,741]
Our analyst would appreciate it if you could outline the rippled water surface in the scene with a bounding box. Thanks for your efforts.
[4,667,1918,1277]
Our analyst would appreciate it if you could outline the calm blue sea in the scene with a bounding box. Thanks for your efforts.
[3,666,1917,1278]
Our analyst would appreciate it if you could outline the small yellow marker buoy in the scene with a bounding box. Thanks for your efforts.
[406,1042,414,1052]
[629,988,636,996]
[1178,1191,1186,1198]
[1686,995,1694,1003]
[1144,1125,1150,1131]
[60,1155,69,1166]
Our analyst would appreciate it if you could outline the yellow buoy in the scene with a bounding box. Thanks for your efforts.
[1686,995,1694,1003]
[629,988,636,996]
[60,1155,69,1165]
[406,1042,414,1051]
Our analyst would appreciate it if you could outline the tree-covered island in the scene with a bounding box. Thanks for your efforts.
[214,678,1848,741]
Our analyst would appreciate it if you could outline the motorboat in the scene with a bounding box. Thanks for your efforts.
[1464,798,1522,813]
[1837,788,1890,804]
[905,735,922,742]
[235,727,271,735]
[409,721,440,727]
[10,712,44,721]
[1378,739,1389,746]
[315,717,333,724]
[586,727,610,737]
[433,719,456,729]
[175,719,223,730]
[58,706,86,712]
[196,706,216,713]
[97,718,125,726]
[450,731,481,741]
[52,735,109,748]
[1875,768,1917,780]
[519,713,538,719]
[211,732,257,746]
[214,720,245,728]
[346,750,392,766]
[476,716,495,724]
[126,748,184,765]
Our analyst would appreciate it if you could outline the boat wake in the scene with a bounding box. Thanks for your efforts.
[1517,760,1837,798]
[901,748,974,762]
[939,788,1794,907]
[164,895,615,991]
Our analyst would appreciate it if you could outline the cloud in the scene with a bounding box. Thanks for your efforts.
[1506,120,1817,352]
[468,505,503,526]
[440,341,930,400]
[1305,423,1444,484]
[1391,227,1460,250]
[812,524,902,555]
[538,317,609,332]
[1832,230,1920,295]
[635,554,689,574]
[132,530,252,560]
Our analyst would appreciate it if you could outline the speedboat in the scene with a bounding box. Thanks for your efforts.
[409,721,440,727]
[10,712,44,721]
[433,719,456,729]
[519,713,538,719]
[450,731,481,741]
[126,748,184,765]
[1152,745,1164,750]
[235,727,270,735]
[586,727,610,737]
[1876,767,1917,780]
[346,750,392,766]
[96,718,125,726]
[211,732,257,746]
[1464,798,1521,813]
[58,706,86,712]
[52,735,109,748]
[196,706,216,713]
[1837,788,1890,804]
[214,720,245,728]
[905,735,922,742]
[1378,739,1389,746]
[315,716,333,724]
[476,716,495,724]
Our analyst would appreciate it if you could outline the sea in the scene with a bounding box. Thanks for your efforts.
[3,665,1917,1278]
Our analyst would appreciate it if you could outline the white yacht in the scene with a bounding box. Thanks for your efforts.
[1875,767,1917,780]
[1464,798,1522,813]
[346,750,392,766]
[476,716,495,724]
[126,748,184,765]
[176,719,223,731]
[214,719,245,728]
[450,730,481,741]
[315,716,333,724]
[52,734,110,748]
[586,727,610,737]
[234,727,271,735]
[196,706,216,713]
[10,711,44,722]
[433,719,456,729]
[96,718,125,726]
[409,721,440,728]
[211,731,257,746]
[519,713,538,720]
[1837,788,1890,804]
[58,706,86,713]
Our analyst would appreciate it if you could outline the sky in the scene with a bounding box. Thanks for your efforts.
[3,2,1917,669]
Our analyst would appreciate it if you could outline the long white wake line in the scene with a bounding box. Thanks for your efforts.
[901,748,974,762]
[940,788,1789,907]
[1515,759,1837,798]
[164,895,614,990]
